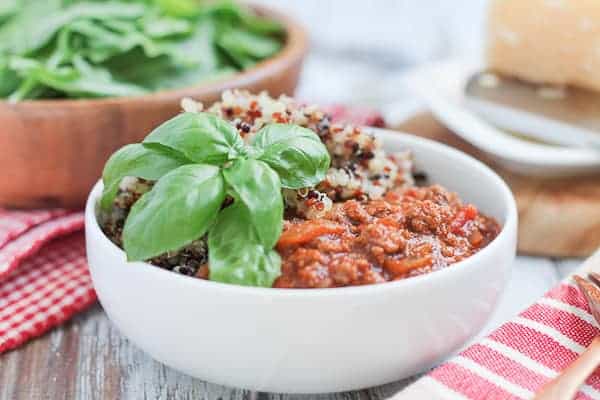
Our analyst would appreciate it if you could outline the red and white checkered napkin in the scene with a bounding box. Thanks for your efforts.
[398,277,600,400]
[0,210,93,354]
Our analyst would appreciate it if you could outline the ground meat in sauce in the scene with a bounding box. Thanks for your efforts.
[273,185,500,288]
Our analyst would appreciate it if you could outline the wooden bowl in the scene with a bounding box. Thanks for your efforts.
[0,6,308,209]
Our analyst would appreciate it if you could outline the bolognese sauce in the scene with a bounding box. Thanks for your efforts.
[274,185,500,288]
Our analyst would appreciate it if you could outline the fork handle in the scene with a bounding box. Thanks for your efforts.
[535,336,600,400]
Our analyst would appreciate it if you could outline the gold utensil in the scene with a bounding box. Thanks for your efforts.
[534,249,600,399]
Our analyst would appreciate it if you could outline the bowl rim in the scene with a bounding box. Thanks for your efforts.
[85,128,518,297]
[0,4,308,108]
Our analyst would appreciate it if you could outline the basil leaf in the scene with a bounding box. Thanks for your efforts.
[100,143,189,210]
[208,203,281,287]
[223,159,283,249]
[144,112,244,165]
[251,124,331,189]
[123,164,225,261]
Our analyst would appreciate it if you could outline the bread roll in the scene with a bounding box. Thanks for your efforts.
[487,0,600,92]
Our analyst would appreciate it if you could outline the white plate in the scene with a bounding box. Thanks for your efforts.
[401,60,600,177]
[86,130,517,393]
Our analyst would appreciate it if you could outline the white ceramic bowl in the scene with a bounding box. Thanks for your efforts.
[85,129,518,393]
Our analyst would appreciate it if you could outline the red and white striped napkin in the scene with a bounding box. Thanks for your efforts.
[398,257,600,400]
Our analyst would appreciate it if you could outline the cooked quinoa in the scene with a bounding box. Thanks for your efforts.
[100,90,415,276]
[184,90,414,219]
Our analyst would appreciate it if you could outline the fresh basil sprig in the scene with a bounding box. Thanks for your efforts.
[252,124,331,189]
[208,202,281,287]
[100,111,331,287]
[143,112,245,164]
[223,158,283,249]
[99,143,190,210]
[123,164,225,262]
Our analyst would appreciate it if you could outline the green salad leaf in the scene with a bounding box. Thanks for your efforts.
[8,56,148,101]
[252,124,331,189]
[144,112,245,164]
[101,112,331,287]
[200,1,283,35]
[0,56,19,97]
[5,2,147,55]
[223,158,283,249]
[218,28,281,60]
[123,164,225,261]
[155,0,200,18]
[0,0,18,24]
[208,203,281,287]
[0,0,284,100]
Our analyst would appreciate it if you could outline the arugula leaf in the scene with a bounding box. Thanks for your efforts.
[251,124,331,189]
[143,112,245,164]
[123,164,225,261]
[223,158,283,249]
[100,143,189,210]
[208,202,281,287]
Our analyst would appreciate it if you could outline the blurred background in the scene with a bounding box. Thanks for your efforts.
[254,0,488,110]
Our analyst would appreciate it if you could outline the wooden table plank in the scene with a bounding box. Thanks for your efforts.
[0,305,252,400]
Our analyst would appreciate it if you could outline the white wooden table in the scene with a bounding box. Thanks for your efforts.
[0,1,585,398]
